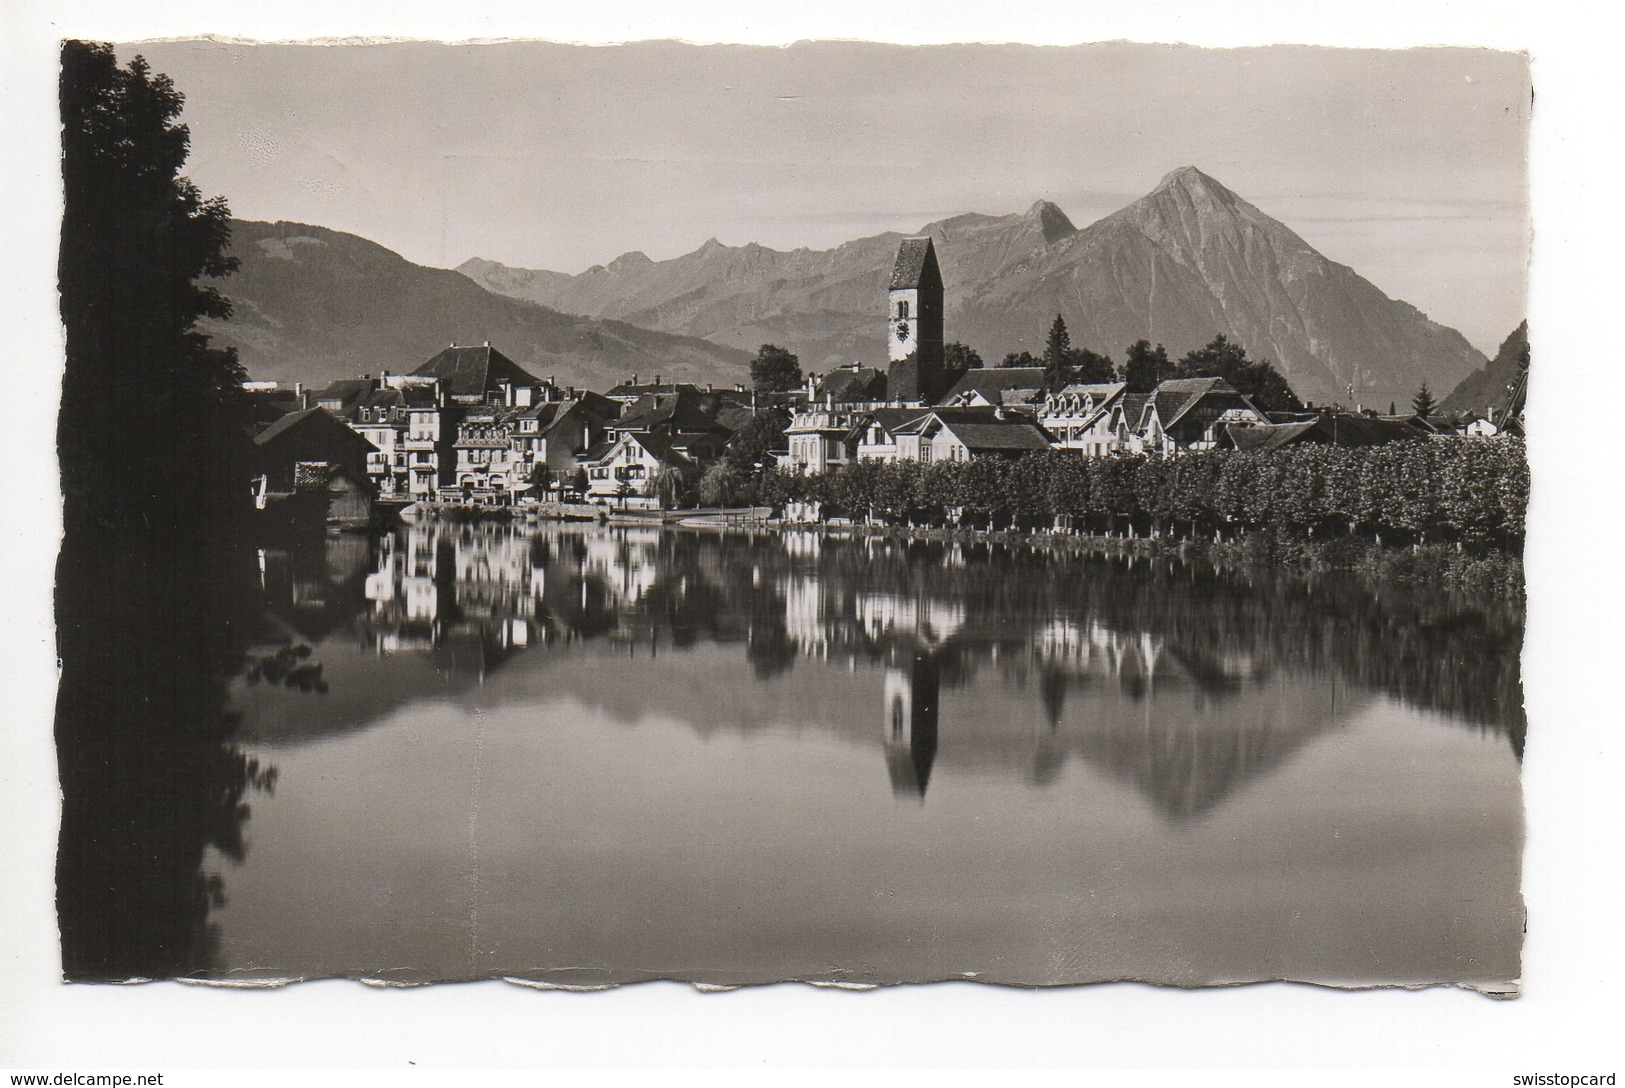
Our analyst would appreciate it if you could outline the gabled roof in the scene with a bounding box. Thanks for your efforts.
[518,401,562,427]
[410,344,539,399]
[355,387,404,411]
[1056,381,1127,401]
[938,367,1048,406]
[1147,377,1245,430]
[892,405,1006,436]
[316,379,372,412]
[937,420,1054,452]
[605,380,701,400]
[1225,414,1425,451]
[889,236,941,291]
[622,431,689,466]
[1224,420,1320,453]
[1115,393,1153,431]
[254,406,374,451]
[577,438,615,463]
[613,390,723,434]
[713,403,757,434]
[816,366,888,404]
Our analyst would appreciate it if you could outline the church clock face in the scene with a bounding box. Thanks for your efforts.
[895,320,910,342]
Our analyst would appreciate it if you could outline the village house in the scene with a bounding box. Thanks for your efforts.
[411,341,544,407]
[783,407,865,473]
[1040,382,1129,455]
[938,367,1049,412]
[604,375,703,407]
[448,405,529,502]
[512,393,619,493]
[891,406,1054,462]
[251,406,380,528]
[1224,412,1425,451]
[604,387,735,463]
[807,363,889,406]
[849,406,937,462]
[252,406,378,496]
[580,431,693,504]
[1133,377,1270,452]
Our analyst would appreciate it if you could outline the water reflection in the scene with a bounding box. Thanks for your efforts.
[174,519,1524,986]
[55,536,275,981]
[234,521,1523,824]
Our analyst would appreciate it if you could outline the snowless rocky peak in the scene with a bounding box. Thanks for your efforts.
[1023,199,1077,244]
[1149,166,1245,213]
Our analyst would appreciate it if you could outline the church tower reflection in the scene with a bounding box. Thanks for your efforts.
[882,650,940,801]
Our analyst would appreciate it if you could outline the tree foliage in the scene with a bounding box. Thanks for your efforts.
[941,341,983,391]
[749,344,803,394]
[1043,314,1072,389]
[1120,340,1173,392]
[60,41,249,540]
[1412,382,1437,420]
[1176,335,1304,413]
[1064,346,1117,385]
[760,439,1527,549]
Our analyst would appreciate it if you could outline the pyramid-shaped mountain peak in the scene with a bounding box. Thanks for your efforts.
[1157,165,1227,191]
[1153,165,1251,206]
[1023,199,1077,243]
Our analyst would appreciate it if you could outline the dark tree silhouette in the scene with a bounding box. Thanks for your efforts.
[1176,334,1304,413]
[749,343,803,394]
[55,41,274,982]
[1001,350,1040,368]
[59,41,250,543]
[1043,314,1072,386]
[941,341,983,390]
[1121,339,1173,392]
[1412,382,1437,420]
[724,407,790,481]
[1064,346,1117,385]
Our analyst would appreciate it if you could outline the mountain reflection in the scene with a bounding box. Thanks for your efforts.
[229,521,1523,828]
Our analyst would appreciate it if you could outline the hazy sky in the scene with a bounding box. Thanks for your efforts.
[128,40,1530,354]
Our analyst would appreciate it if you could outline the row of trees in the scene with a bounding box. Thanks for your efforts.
[729,439,1527,549]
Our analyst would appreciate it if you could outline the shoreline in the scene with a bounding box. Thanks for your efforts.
[407,502,1524,602]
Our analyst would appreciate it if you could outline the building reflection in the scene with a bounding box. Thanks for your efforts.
[241,521,1523,824]
[882,651,940,800]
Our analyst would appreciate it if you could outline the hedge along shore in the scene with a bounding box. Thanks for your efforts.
[756,518,1524,602]
[748,438,1528,554]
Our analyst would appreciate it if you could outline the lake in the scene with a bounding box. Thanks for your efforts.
[56,520,1525,990]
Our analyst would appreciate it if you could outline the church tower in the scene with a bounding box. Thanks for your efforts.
[882,651,941,800]
[886,236,945,405]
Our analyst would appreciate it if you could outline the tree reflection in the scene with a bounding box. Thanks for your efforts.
[55,536,273,981]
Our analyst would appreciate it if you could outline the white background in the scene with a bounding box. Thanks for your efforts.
[1,0,1619,1073]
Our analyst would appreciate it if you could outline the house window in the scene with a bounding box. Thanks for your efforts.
[897,300,910,320]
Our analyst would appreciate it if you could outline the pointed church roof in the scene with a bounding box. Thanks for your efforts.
[889,236,940,290]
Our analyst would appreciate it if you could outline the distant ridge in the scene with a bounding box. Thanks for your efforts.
[202,220,751,390]
[1441,321,1529,416]
[459,167,1488,406]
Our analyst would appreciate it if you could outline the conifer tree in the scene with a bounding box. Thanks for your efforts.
[1412,382,1437,420]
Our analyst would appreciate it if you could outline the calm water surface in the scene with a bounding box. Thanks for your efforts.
[176,521,1524,988]
[55,521,1522,987]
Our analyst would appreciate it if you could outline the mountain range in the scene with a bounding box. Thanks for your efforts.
[1440,321,1529,416]
[201,220,752,390]
[460,167,1490,408]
